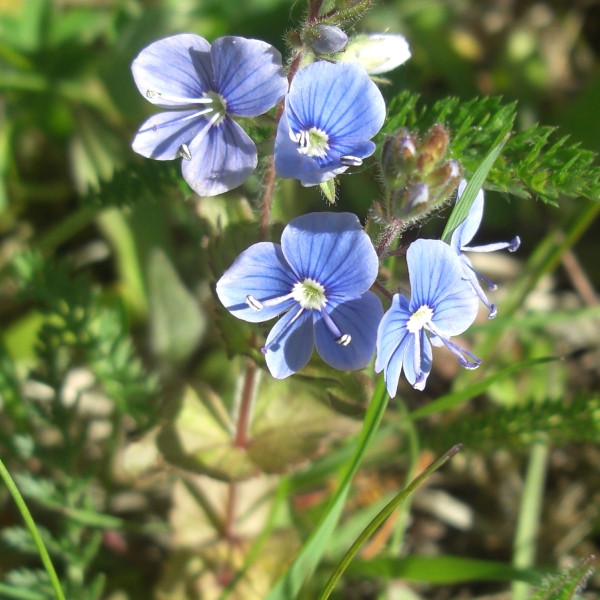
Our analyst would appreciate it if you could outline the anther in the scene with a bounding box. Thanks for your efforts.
[336,333,352,346]
[340,155,363,167]
[177,144,192,161]
[245,295,264,310]
[508,236,521,252]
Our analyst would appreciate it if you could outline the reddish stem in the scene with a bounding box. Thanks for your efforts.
[234,362,256,448]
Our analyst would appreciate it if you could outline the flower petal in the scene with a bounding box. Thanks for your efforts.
[132,34,212,106]
[286,61,385,143]
[408,239,463,308]
[338,33,411,75]
[216,242,297,323]
[181,117,257,196]
[274,110,350,185]
[264,309,314,379]
[450,180,484,251]
[275,61,385,185]
[131,110,207,160]
[403,330,433,390]
[280,212,379,298]
[375,294,411,374]
[211,36,287,117]
[314,292,383,371]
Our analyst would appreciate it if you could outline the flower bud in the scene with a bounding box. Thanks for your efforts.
[381,131,417,187]
[416,124,450,174]
[336,33,411,74]
[380,124,462,227]
[307,24,348,55]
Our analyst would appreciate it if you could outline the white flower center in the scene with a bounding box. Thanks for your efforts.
[201,90,228,126]
[293,127,330,158]
[291,278,327,310]
[407,305,433,333]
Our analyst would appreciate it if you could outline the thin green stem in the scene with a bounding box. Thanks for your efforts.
[389,397,421,554]
[317,444,462,600]
[0,458,66,600]
[511,438,550,600]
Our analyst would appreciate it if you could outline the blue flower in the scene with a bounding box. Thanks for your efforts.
[131,34,288,197]
[216,212,383,379]
[375,239,480,395]
[274,61,386,186]
[450,180,521,318]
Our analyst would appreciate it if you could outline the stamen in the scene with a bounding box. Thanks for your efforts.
[145,89,216,104]
[144,108,213,134]
[426,323,481,369]
[293,126,330,159]
[177,144,192,160]
[321,311,351,346]
[246,295,264,310]
[340,155,363,167]
[336,333,352,346]
[262,306,305,353]
[246,292,295,310]
[463,236,521,254]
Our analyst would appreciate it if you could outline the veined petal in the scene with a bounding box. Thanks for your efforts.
[182,117,257,196]
[131,109,207,160]
[286,61,385,144]
[451,180,484,251]
[403,330,433,390]
[211,37,287,117]
[280,212,379,297]
[132,34,212,107]
[375,293,411,374]
[264,309,314,379]
[407,239,466,310]
[274,110,349,185]
[378,330,411,398]
[314,292,383,371]
[215,242,297,323]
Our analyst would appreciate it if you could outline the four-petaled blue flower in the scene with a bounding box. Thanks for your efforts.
[274,61,386,186]
[131,34,288,197]
[450,180,521,318]
[375,239,481,396]
[216,212,383,379]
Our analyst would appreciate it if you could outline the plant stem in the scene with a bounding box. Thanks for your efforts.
[511,438,549,600]
[234,362,258,448]
[0,458,66,600]
[389,397,421,554]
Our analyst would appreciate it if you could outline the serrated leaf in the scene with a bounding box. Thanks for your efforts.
[529,556,595,600]
[384,92,600,205]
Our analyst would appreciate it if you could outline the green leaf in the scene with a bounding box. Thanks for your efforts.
[384,92,600,205]
[441,134,508,242]
[409,356,557,420]
[318,445,463,599]
[264,378,389,600]
[528,556,595,600]
[348,555,543,585]
[147,248,206,365]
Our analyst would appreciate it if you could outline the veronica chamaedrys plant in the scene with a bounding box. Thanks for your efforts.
[451,180,521,318]
[216,212,383,379]
[274,61,386,186]
[131,34,288,197]
[376,239,480,395]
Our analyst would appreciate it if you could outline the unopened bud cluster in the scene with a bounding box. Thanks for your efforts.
[380,124,462,223]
